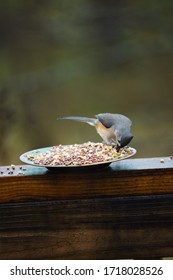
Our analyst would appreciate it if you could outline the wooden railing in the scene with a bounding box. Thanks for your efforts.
[0,156,173,259]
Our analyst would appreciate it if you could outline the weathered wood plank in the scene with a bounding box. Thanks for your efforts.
[0,195,173,259]
[0,157,173,203]
[0,157,173,259]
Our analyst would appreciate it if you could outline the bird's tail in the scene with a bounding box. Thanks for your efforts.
[57,116,97,126]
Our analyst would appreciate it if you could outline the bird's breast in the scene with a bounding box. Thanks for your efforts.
[95,122,116,144]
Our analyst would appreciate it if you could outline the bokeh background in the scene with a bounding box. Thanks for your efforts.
[0,0,173,165]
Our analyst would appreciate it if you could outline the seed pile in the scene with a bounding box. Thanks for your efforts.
[25,142,134,167]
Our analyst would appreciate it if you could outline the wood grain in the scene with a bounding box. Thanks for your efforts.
[0,195,173,259]
[0,157,173,203]
[0,157,173,259]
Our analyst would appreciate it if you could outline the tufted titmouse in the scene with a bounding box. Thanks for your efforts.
[57,113,133,149]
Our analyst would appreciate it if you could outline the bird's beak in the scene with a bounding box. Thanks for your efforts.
[117,140,121,147]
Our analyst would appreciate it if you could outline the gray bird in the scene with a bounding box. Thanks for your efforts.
[57,113,133,149]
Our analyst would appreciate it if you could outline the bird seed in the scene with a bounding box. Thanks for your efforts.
[25,142,134,167]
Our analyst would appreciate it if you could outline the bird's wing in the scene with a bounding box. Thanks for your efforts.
[96,113,132,128]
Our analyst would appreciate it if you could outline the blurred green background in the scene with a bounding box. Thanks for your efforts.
[0,0,173,165]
